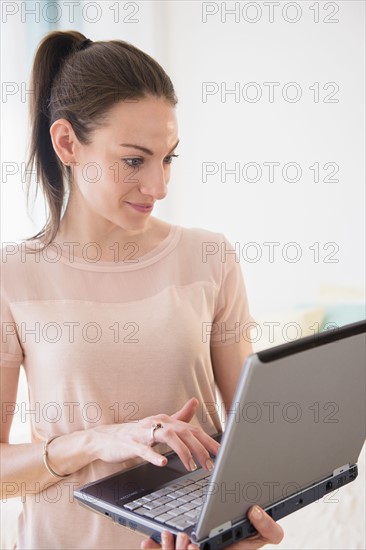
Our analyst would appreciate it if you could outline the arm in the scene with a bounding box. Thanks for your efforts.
[211,337,253,421]
[0,366,98,499]
[0,367,220,500]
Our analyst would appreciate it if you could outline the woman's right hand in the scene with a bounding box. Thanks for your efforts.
[141,506,284,550]
[90,397,220,472]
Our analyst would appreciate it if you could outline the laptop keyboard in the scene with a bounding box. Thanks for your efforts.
[122,469,211,531]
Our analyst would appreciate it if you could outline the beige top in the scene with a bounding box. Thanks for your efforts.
[1,224,254,549]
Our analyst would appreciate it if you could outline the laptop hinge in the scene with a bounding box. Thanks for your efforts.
[333,464,350,476]
[209,521,232,538]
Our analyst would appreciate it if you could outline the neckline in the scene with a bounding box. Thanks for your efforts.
[32,225,182,272]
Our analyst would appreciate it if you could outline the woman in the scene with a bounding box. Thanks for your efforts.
[0,31,284,550]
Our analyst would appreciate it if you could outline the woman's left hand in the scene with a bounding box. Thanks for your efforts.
[140,505,284,550]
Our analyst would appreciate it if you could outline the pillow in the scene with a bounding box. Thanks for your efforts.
[251,307,325,353]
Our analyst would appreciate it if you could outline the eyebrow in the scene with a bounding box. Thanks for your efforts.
[119,139,180,156]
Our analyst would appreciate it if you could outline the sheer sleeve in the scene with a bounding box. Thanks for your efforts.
[210,235,256,347]
[1,268,24,368]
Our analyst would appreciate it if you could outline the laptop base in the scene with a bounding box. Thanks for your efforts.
[75,464,357,550]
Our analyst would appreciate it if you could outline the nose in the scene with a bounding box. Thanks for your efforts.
[138,164,168,200]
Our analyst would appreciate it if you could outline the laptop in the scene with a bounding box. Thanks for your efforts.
[74,319,366,549]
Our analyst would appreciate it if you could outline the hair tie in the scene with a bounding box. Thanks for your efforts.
[78,38,92,51]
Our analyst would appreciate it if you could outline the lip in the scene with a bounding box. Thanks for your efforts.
[125,201,154,213]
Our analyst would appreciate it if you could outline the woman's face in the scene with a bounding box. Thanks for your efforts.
[55,95,179,233]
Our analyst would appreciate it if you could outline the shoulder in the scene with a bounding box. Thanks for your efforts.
[177,225,236,262]
[173,225,239,283]
[1,239,43,292]
[178,225,228,247]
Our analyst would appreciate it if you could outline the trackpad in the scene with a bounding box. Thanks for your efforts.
[166,454,194,474]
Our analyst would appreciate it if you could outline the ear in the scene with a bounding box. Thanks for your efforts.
[49,118,79,166]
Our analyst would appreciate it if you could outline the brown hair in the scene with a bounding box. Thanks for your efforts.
[25,30,178,248]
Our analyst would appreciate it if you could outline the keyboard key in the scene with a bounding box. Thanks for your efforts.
[155,513,174,524]
[188,490,202,498]
[166,508,182,517]
[178,494,196,503]
[165,501,178,509]
[186,483,202,492]
[123,501,141,511]
[133,507,153,517]
[165,517,195,530]
[168,491,185,499]
[177,502,197,512]
[134,497,151,505]
[151,488,173,498]
[175,487,196,496]
[165,483,183,491]
[142,493,161,502]
[166,497,186,506]
[153,496,172,506]
[185,509,201,519]
[177,478,198,487]
[195,479,210,487]
[147,505,173,518]
[141,501,165,510]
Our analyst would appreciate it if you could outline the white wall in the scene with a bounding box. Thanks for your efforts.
[1,1,365,317]
[1,3,365,548]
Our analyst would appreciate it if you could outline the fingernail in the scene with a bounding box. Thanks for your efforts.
[251,506,262,520]
[206,459,214,471]
[189,458,197,471]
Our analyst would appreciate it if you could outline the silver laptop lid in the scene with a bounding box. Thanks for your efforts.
[194,321,366,540]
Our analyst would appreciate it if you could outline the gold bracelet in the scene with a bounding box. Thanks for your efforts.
[43,436,71,479]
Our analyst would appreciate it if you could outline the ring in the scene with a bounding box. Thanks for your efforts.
[151,422,163,444]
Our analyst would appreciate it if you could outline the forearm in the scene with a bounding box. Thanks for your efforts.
[1,398,222,502]
[0,428,97,499]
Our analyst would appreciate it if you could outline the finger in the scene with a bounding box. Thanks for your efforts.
[247,506,284,545]
[155,427,197,472]
[176,532,191,550]
[140,537,161,549]
[161,530,175,550]
[176,427,215,471]
[171,397,198,423]
[135,442,168,467]
[186,426,221,458]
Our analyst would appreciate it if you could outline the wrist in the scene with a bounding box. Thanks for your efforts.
[80,426,101,463]
[46,428,98,476]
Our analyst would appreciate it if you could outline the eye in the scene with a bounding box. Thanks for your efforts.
[122,158,142,167]
[164,154,179,164]
[122,154,179,167]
